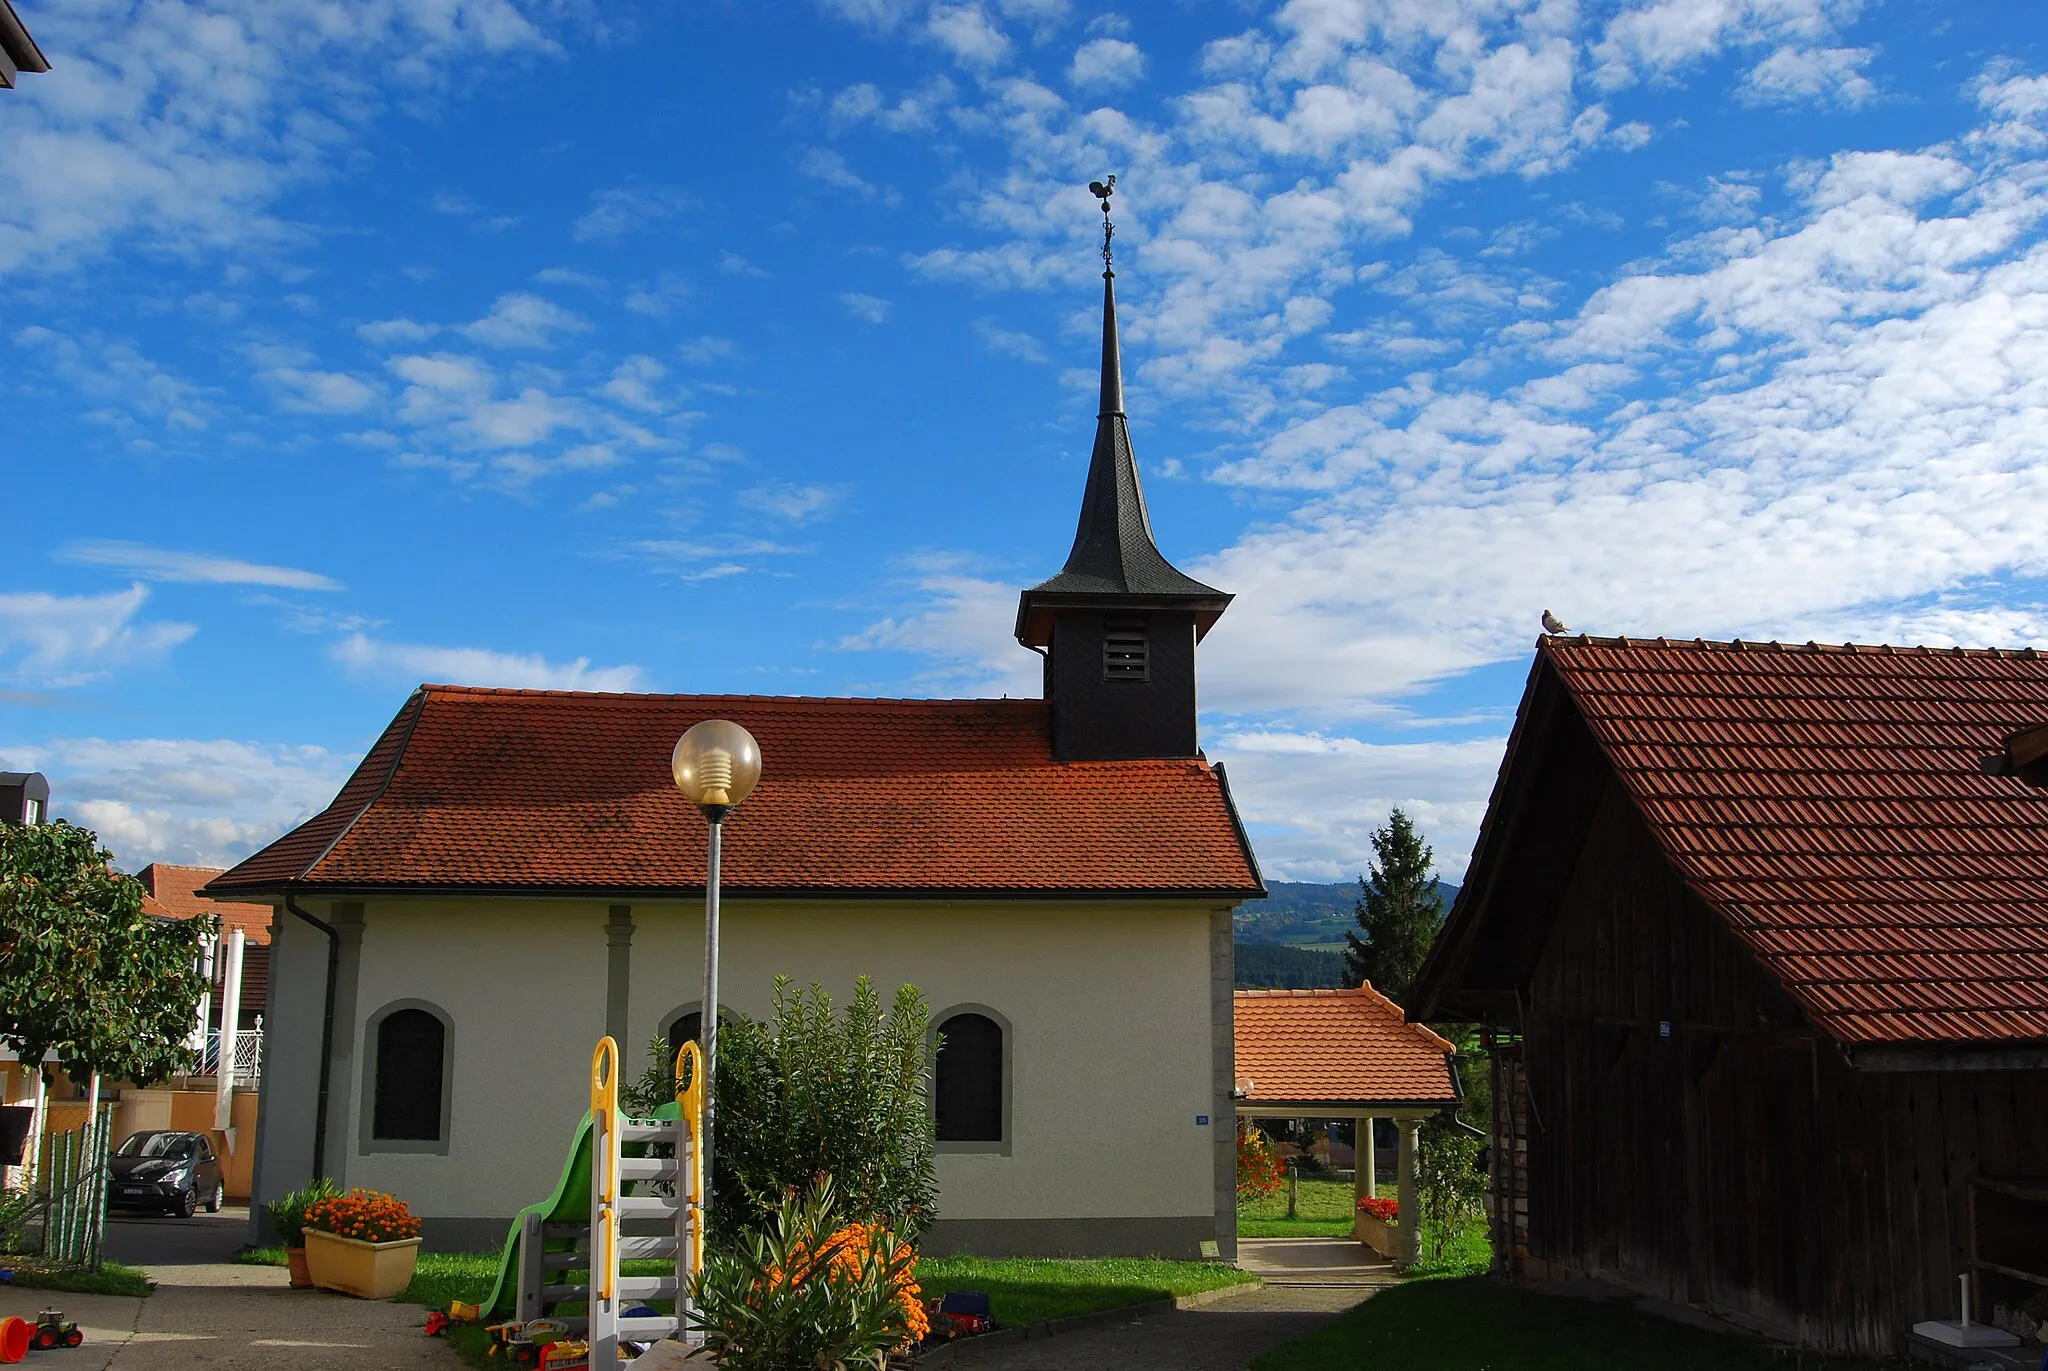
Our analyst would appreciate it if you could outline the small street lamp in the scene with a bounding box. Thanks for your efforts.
[671,718,762,1242]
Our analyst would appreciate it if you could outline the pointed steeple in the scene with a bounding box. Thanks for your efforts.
[1015,245,1231,650]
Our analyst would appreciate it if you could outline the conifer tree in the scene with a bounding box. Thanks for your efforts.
[1342,808,1444,1005]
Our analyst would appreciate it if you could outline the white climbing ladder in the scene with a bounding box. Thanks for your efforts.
[515,1037,704,1371]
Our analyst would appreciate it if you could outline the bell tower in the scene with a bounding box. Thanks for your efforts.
[1015,179,1232,762]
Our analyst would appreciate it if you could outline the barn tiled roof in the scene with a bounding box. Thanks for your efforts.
[1234,985,1458,1108]
[1542,636,2048,1045]
[206,686,1264,899]
[139,864,272,944]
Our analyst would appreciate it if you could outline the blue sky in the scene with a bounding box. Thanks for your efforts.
[5,0,2048,882]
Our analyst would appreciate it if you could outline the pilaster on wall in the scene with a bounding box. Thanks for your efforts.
[324,901,365,1191]
[605,906,635,1048]
[1209,906,1237,1262]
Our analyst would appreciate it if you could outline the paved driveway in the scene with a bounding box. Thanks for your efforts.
[0,1206,462,1369]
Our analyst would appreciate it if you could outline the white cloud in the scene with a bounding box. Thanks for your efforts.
[839,292,894,323]
[718,251,771,278]
[0,0,559,274]
[926,4,1011,68]
[572,185,694,242]
[0,585,195,687]
[57,542,342,591]
[333,634,646,691]
[0,736,360,870]
[357,317,440,346]
[1210,729,1506,881]
[1740,44,1876,107]
[737,481,849,522]
[459,293,591,349]
[974,318,1048,362]
[1069,37,1145,90]
[829,78,956,132]
[263,365,380,413]
[797,147,886,200]
[836,555,1038,697]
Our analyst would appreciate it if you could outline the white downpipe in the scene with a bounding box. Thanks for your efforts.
[213,929,245,1138]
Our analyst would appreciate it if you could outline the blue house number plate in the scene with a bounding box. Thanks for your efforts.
[1195,1115,1210,1126]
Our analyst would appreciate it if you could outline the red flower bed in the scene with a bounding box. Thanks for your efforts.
[1355,1196,1399,1222]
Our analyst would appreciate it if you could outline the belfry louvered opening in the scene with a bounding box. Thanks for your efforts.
[1103,618,1149,682]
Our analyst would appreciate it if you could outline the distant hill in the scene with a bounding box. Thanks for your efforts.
[1235,942,1350,989]
[1234,879,1461,948]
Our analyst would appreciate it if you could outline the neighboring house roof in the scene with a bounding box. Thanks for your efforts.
[0,1,50,88]
[138,864,271,945]
[1234,984,1459,1109]
[1417,635,2048,1048]
[205,686,1266,900]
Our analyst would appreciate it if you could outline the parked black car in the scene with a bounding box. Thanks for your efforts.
[107,1131,224,1217]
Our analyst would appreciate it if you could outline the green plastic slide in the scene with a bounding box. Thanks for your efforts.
[477,1100,681,1320]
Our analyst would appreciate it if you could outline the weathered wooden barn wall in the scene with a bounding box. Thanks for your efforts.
[1511,773,2048,1355]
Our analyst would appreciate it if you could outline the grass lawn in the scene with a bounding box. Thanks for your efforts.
[0,1257,153,1297]
[916,1255,1255,1328]
[244,1243,1256,1368]
[1249,1278,1902,1371]
[1238,1175,1361,1238]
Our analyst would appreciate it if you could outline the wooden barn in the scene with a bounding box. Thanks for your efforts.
[1411,635,2048,1356]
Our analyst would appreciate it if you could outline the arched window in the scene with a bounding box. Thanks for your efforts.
[934,1010,1005,1145]
[659,1004,730,1081]
[365,1002,451,1151]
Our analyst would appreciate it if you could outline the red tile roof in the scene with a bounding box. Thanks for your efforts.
[138,864,271,944]
[1234,985,1458,1108]
[1542,636,2048,1045]
[206,687,1264,899]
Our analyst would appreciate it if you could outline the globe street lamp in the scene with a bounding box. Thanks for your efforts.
[671,718,762,1242]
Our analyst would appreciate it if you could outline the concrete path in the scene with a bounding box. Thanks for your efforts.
[0,1207,462,1370]
[941,1242,1395,1371]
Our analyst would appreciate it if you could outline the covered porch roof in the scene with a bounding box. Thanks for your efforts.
[1233,984,1459,1114]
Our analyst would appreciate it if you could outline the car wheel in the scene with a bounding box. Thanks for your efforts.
[176,1186,198,1218]
[205,1181,224,1213]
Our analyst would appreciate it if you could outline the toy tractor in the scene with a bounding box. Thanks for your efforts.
[29,1311,81,1351]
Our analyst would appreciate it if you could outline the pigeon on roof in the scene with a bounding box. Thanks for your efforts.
[1542,610,1571,635]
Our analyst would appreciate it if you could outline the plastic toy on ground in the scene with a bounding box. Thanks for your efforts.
[0,1318,27,1364]
[925,1291,996,1341]
[27,1311,81,1351]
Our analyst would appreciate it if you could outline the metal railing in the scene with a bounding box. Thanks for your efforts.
[200,1022,262,1081]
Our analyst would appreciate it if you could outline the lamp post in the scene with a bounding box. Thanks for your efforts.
[671,718,762,1244]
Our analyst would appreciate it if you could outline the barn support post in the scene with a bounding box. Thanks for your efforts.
[1396,1113,1423,1269]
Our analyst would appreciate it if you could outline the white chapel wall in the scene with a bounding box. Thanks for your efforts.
[329,894,1218,1253]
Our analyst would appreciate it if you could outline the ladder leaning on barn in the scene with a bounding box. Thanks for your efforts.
[513,1037,705,1370]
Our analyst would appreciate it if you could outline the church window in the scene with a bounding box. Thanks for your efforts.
[367,1002,450,1147]
[1103,620,1148,682]
[935,1010,1005,1144]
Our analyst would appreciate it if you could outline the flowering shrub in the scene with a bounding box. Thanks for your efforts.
[692,1177,926,1369]
[1237,1125,1284,1204]
[1355,1196,1399,1223]
[303,1189,421,1245]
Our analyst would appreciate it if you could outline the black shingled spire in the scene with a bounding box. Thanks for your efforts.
[1014,265,1232,648]
[1016,184,1231,761]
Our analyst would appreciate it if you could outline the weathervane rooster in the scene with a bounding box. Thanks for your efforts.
[1090,174,1116,270]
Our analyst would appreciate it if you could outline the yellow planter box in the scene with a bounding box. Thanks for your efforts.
[303,1228,422,1299]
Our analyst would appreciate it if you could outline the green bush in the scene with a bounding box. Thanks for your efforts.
[629,976,936,1243]
[0,1184,39,1253]
[689,1177,923,1371]
[263,1178,340,1247]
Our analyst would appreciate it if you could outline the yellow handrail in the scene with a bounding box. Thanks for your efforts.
[590,1035,619,1304]
[675,1040,705,1279]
